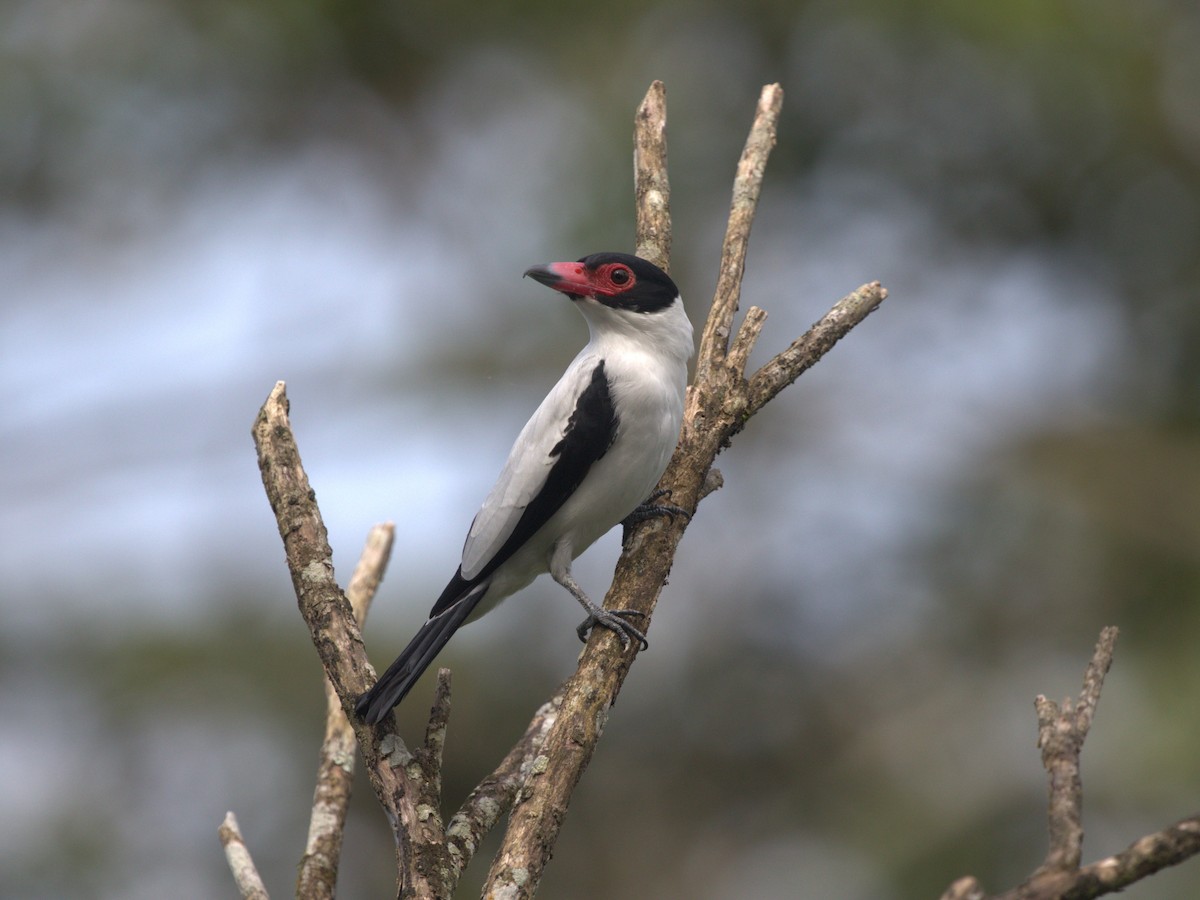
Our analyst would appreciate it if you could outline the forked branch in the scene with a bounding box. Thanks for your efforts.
[481,80,886,899]
[940,628,1200,900]
[298,523,395,899]
[241,81,887,900]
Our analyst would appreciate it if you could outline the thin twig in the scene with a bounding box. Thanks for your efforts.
[297,523,395,900]
[693,83,783,383]
[746,280,888,416]
[219,812,270,900]
[726,305,768,375]
[1074,627,1117,733]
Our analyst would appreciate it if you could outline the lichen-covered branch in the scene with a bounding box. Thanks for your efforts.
[418,669,453,805]
[251,384,374,708]
[444,695,561,871]
[219,812,270,900]
[634,80,671,271]
[252,385,448,898]
[297,523,395,900]
[482,81,889,900]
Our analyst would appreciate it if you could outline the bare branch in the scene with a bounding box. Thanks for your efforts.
[1033,627,1119,875]
[1061,816,1200,897]
[694,83,783,383]
[943,628,1200,899]
[251,382,374,707]
[420,669,454,805]
[219,812,270,900]
[746,280,888,416]
[634,80,670,270]
[297,523,395,900]
[988,815,1200,900]
[726,305,768,375]
[252,384,449,898]
[482,80,889,900]
[346,524,397,622]
[246,80,1199,900]
[445,696,561,874]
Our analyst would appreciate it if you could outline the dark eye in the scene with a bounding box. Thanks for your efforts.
[611,267,630,285]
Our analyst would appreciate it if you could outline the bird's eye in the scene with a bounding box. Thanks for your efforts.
[611,267,630,285]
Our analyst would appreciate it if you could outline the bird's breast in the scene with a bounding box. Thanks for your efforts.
[552,354,685,542]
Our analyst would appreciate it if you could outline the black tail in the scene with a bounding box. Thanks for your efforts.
[355,582,488,724]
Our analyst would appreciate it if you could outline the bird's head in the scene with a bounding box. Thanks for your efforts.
[523,252,680,314]
[524,252,693,362]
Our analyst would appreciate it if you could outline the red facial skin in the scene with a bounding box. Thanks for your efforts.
[539,261,637,297]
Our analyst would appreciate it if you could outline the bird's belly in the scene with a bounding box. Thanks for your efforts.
[471,374,682,621]
[479,427,670,604]
[552,422,674,552]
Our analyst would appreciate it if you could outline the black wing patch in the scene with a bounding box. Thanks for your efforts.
[428,360,619,618]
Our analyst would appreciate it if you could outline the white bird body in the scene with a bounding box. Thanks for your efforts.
[465,303,691,613]
[356,253,692,723]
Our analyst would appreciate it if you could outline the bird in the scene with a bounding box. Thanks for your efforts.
[355,252,694,724]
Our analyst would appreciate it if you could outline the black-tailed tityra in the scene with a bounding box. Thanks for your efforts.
[355,252,693,724]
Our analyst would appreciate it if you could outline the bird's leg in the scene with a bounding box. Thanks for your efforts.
[548,545,648,651]
[621,489,690,547]
[559,570,649,651]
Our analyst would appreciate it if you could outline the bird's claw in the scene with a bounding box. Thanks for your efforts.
[621,490,691,546]
[576,609,649,651]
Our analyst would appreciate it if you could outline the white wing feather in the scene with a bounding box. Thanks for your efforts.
[459,352,598,580]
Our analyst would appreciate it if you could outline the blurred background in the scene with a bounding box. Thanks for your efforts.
[2,0,1198,897]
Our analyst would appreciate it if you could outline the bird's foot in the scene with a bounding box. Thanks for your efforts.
[576,608,649,651]
[621,490,690,546]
